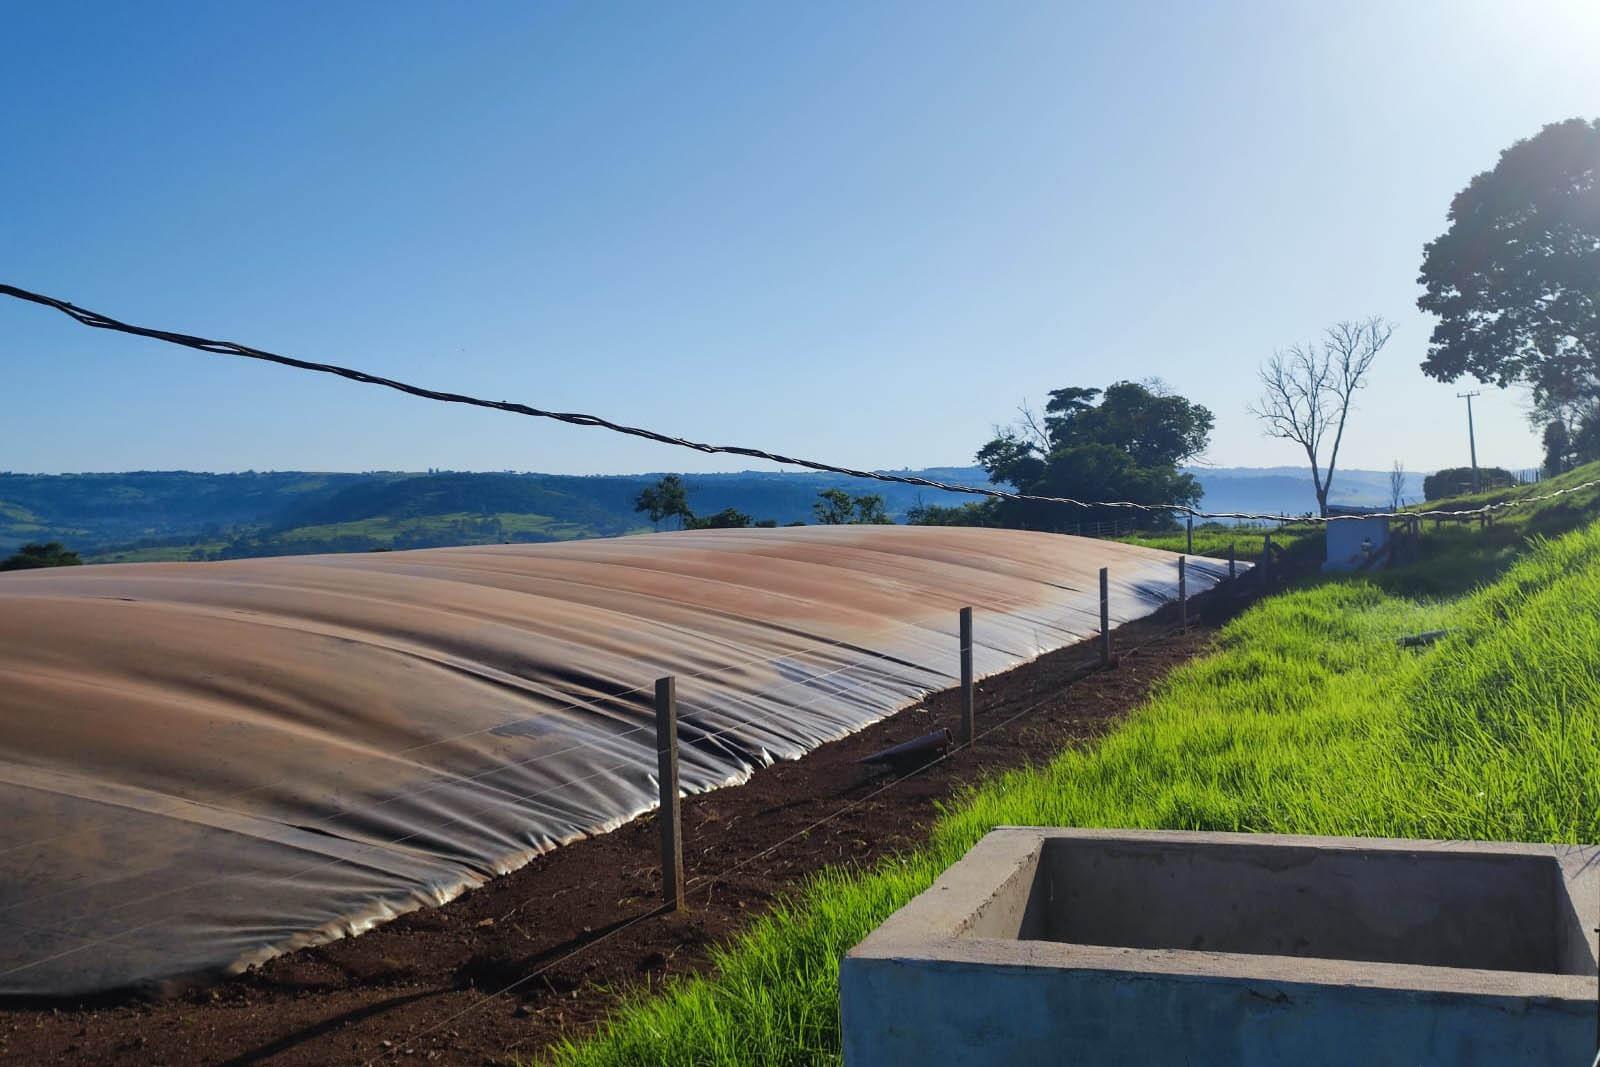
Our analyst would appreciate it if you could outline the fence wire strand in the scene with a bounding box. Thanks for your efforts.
[365,610,1196,1064]
[5,281,1591,1051]
[0,574,1169,975]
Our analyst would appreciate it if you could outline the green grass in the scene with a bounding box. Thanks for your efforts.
[278,511,597,544]
[1415,456,1600,520]
[1383,458,1600,598]
[1119,521,1320,562]
[0,501,40,523]
[88,542,229,564]
[0,498,83,550]
[85,511,644,563]
[541,475,1600,1067]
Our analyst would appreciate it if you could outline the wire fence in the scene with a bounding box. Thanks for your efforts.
[0,547,1248,1017]
[4,280,1598,1055]
[1067,519,1138,538]
[0,551,1239,996]
[363,590,1221,1065]
[0,571,1184,979]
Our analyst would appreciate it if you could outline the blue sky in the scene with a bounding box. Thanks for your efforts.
[4,1,1598,477]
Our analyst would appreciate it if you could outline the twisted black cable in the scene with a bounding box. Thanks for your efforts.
[4,283,1591,524]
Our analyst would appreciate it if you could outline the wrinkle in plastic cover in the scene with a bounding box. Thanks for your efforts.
[0,525,1237,995]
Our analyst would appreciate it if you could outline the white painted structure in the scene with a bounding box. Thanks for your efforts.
[1323,508,1391,572]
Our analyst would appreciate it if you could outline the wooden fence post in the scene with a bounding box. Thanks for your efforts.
[655,676,684,911]
[958,607,975,746]
[1228,541,1237,580]
[1178,555,1188,631]
[1186,514,1193,555]
[1099,567,1112,667]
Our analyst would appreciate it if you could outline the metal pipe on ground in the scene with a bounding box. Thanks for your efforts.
[858,728,954,774]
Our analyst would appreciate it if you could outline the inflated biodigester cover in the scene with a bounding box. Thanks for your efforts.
[0,525,1232,995]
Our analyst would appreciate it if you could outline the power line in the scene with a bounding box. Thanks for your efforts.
[1,283,1149,511]
[9,282,1586,525]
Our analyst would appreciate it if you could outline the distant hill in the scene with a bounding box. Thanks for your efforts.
[1185,466,1424,516]
[0,472,387,558]
[0,464,1428,562]
[0,468,992,560]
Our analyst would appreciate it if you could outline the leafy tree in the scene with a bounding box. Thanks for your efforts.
[1250,318,1393,517]
[813,489,855,525]
[1528,371,1600,476]
[1417,119,1600,410]
[907,499,1001,526]
[635,476,783,531]
[686,507,753,530]
[1043,382,1212,468]
[1422,467,1517,500]
[812,489,893,525]
[1527,370,1600,436]
[973,435,1045,498]
[973,380,1212,532]
[633,475,692,530]
[852,494,891,524]
[1543,420,1574,477]
[1577,411,1600,468]
[0,542,82,571]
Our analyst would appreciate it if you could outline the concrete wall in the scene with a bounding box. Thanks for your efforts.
[1324,515,1391,572]
[841,828,1599,1067]
[843,955,1596,1066]
[1034,835,1571,973]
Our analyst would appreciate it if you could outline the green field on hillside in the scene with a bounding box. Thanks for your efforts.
[542,463,1600,1067]
[1,468,995,558]
[88,511,641,563]
[1119,520,1320,561]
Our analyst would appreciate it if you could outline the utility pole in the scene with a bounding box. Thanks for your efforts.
[1457,391,1481,493]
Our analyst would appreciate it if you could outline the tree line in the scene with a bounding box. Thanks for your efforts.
[0,542,82,572]
[904,118,1600,524]
[634,475,891,529]
[22,119,1597,563]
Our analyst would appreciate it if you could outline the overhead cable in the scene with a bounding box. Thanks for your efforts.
[4,283,1595,524]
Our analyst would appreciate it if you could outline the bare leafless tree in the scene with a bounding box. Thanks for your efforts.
[1249,317,1394,517]
[1389,459,1406,511]
[1015,402,1051,452]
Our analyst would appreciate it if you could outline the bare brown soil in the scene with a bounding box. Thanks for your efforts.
[0,587,1252,1067]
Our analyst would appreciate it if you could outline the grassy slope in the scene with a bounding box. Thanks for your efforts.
[1119,522,1319,561]
[89,542,230,564]
[542,464,1600,1067]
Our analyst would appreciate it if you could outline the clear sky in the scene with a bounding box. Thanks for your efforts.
[4,1,1598,478]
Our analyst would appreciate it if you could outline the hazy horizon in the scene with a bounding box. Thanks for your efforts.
[1,462,1456,479]
[7,2,1597,478]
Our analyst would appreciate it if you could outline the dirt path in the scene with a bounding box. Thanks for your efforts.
[0,587,1252,1067]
